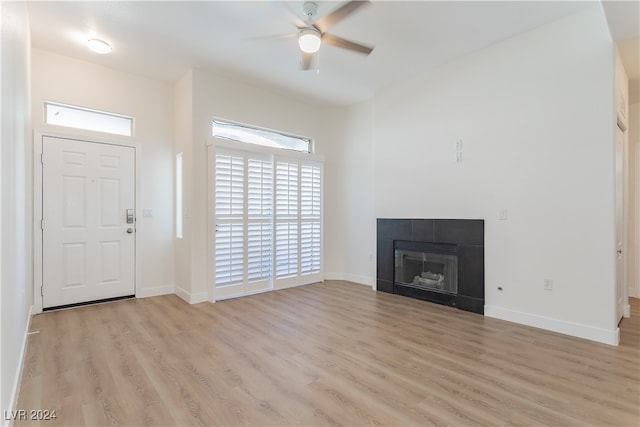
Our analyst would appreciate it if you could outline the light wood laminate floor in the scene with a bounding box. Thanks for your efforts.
[17,281,640,426]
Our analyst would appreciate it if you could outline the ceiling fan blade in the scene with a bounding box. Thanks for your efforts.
[300,52,314,70]
[315,1,371,33]
[322,33,374,55]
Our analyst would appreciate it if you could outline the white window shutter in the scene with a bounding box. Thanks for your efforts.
[275,161,298,218]
[215,223,244,285]
[248,158,273,218]
[247,157,273,283]
[301,163,321,218]
[300,163,321,276]
[215,151,244,286]
[215,153,244,218]
[275,160,299,279]
[300,221,320,275]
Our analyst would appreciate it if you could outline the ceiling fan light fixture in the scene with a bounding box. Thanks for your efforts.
[87,38,112,54]
[298,28,321,53]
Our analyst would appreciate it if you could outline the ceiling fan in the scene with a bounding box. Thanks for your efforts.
[264,1,374,70]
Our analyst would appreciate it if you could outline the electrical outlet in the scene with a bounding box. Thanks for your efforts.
[455,151,462,163]
[455,139,463,150]
[544,279,553,291]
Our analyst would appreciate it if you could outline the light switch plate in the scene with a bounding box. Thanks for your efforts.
[143,209,153,218]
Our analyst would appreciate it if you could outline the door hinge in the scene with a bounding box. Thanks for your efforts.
[40,153,45,164]
[40,219,45,230]
[40,286,43,297]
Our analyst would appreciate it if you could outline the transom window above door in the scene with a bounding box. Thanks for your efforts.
[44,101,134,137]
[212,118,312,153]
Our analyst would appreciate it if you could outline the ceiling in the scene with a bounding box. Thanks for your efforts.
[601,0,640,81]
[27,1,639,106]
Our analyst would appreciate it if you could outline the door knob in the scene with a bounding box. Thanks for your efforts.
[127,228,134,234]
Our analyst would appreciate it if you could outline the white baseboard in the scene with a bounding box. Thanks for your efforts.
[324,272,344,281]
[216,288,271,301]
[324,273,374,287]
[485,305,620,346]
[5,305,34,426]
[136,285,174,299]
[343,274,374,287]
[174,286,208,304]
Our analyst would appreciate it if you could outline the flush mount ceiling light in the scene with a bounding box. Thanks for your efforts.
[87,38,112,54]
[298,28,321,53]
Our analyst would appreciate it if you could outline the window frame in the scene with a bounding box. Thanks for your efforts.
[212,117,313,154]
[207,136,324,302]
[44,101,134,137]
[176,152,184,239]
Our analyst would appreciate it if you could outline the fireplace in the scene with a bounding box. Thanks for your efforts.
[395,242,458,294]
[377,219,484,314]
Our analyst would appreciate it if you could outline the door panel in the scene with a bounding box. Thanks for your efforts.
[42,136,135,308]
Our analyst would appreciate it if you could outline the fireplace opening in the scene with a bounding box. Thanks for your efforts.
[394,242,458,295]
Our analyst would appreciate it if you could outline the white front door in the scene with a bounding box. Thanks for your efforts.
[42,136,136,308]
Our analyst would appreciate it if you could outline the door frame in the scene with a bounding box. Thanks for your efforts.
[33,131,141,313]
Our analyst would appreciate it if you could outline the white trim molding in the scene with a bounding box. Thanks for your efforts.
[5,305,34,426]
[485,305,620,346]
[324,273,374,287]
[344,274,375,287]
[174,286,208,304]
[324,272,345,281]
[624,303,630,318]
[136,285,175,299]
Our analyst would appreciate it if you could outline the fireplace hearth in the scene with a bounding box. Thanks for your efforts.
[377,219,484,314]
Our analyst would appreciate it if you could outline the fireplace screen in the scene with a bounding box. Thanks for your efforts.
[394,249,458,294]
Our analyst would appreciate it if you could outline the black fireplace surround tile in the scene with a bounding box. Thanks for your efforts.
[376,218,484,315]
[376,238,394,282]
[377,218,412,240]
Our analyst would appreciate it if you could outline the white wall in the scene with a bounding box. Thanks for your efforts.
[31,49,175,299]
[630,97,640,298]
[174,68,349,301]
[366,6,618,344]
[173,71,193,296]
[339,101,375,285]
[0,1,32,417]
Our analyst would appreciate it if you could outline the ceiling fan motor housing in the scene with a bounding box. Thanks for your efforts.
[303,2,318,21]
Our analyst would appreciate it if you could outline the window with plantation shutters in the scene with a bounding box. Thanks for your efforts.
[211,139,322,300]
